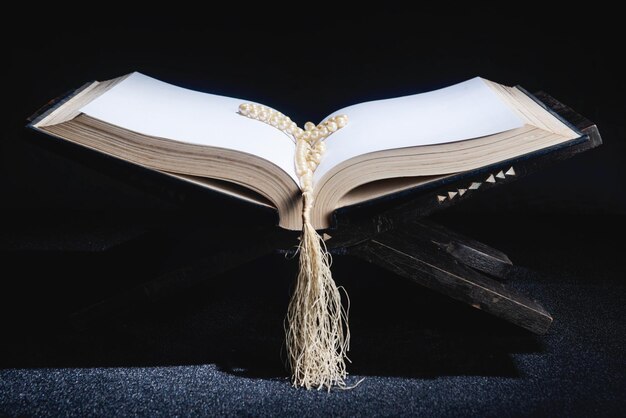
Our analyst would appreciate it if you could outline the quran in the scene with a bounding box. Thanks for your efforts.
[31,72,580,230]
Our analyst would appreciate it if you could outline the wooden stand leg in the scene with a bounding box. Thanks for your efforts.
[70,228,291,330]
[347,220,552,334]
[413,219,513,280]
[70,220,552,335]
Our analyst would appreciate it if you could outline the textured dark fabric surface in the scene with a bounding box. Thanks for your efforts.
[0,214,624,417]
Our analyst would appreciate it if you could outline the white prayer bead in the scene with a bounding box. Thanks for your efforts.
[237,103,349,192]
[335,115,348,128]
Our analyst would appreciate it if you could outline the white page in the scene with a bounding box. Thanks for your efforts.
[315,77,524,181]
[80,72,299,184]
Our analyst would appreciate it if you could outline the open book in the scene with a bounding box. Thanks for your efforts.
[31,73,580,230]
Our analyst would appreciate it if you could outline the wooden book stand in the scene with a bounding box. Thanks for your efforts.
[29,90,601,335]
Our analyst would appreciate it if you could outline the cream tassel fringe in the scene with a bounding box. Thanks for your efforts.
[237,104,351,390]
[285,192,350,390]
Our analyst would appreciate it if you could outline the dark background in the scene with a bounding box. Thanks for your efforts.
[1,7,624,417]
[3,8,625,215]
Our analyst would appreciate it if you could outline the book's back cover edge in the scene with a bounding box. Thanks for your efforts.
[27,82,94,128]
[524,88,602,147]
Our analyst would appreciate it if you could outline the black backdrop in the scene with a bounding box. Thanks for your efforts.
[1,7,625,416]
[4,8,625,215]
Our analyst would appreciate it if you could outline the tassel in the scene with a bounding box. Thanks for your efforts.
[238,104,351,390]
[285,196,350,391]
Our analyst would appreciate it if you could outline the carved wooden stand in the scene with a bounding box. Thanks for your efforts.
[67,91,600,335]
